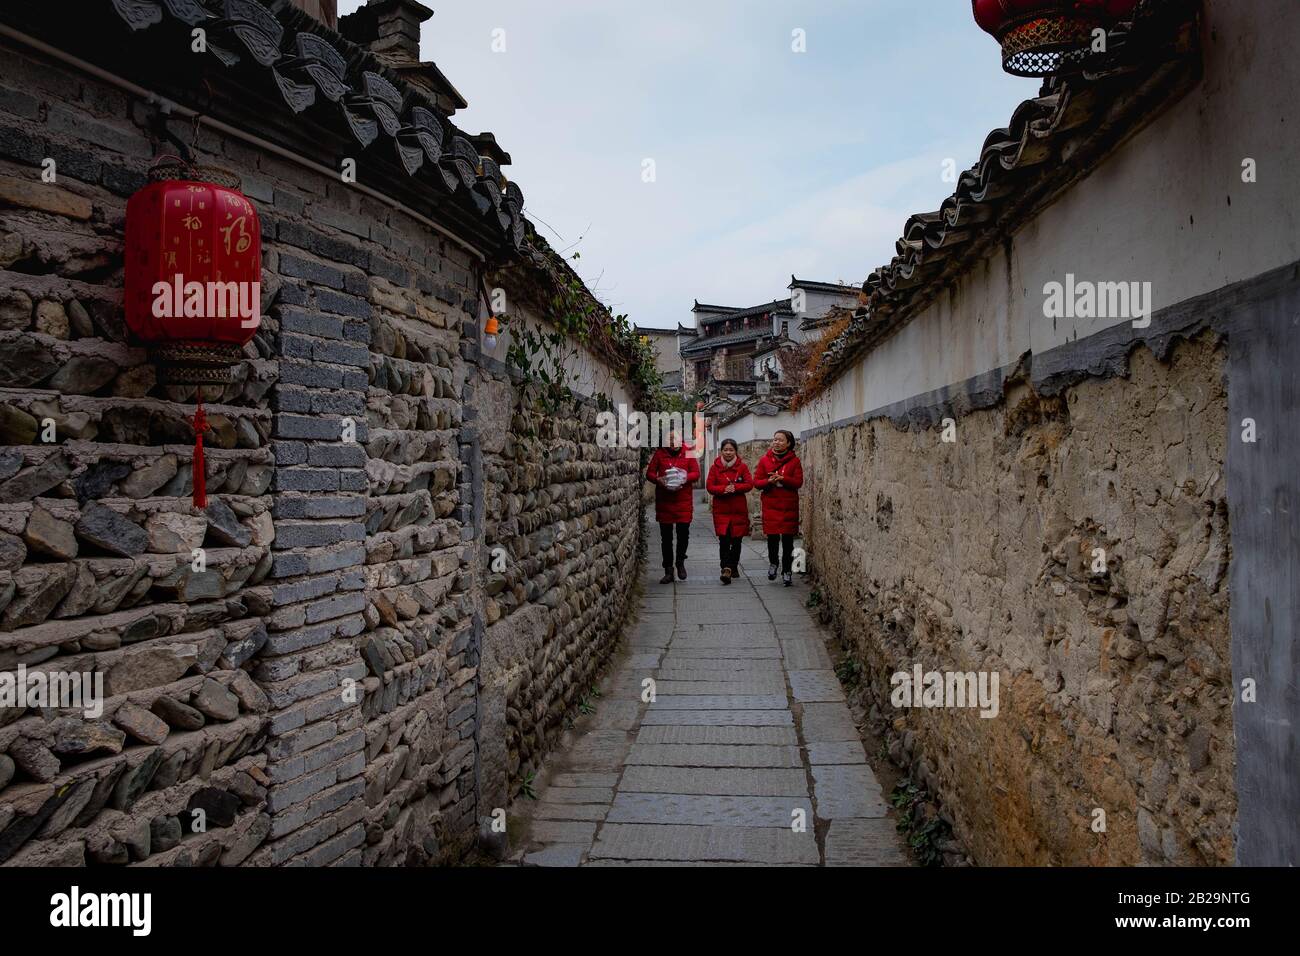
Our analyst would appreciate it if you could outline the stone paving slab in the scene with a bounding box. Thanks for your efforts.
[550,772,620,788]
[655,679,786,695]
[635,724,799,745]
[636,613,676,625]
[528,820,600,843]
[807,740,868,764]
[798,702,861,742]
[640,708,794,726]
[587,702,643,731]
[607,793,814,828]
[664,646,782,660]
[811,765,890,819]
[628,636,671,650]
[590,823,819,864]
[781,639,834,670]
[531,802,610,822]
[648,694,788,710]
[657,661,785,677]
[627,743,803,768]
[514,510,910,867]
[539,786,616,805]
[788,669,847,702]
[674,610,772,625]
[523,845,587,867]
[562,733,634,772]
[669,635,781,650]
[619,766,809,796]
[825,819,911,866]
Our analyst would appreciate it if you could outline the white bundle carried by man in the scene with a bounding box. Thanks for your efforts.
[661,466,688,491]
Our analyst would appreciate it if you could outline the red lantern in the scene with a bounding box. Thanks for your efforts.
[972,0,1140,76]
[125,160,262,508]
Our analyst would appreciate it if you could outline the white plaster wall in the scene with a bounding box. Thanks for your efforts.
[719,409,800,447]
[479,306,634,408]
[806,0,1300,429]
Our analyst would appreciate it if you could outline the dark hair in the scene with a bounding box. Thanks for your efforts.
[775,429,796,450]
[720,438,739,453]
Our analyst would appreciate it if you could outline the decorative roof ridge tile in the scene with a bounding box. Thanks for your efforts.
[699,298,795,326]
[681,327,776,355]
[101,0,526,252]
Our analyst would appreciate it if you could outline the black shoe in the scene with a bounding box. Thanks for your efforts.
[721,567,732,585]
[783,572,793,587]
[660,570,674,585]
[676,562,687,581]
[768,564,778,581]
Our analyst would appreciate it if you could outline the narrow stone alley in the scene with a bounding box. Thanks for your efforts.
[510,510,909,866]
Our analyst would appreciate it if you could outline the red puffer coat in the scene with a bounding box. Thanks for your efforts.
[705,457,753,537]
[646,446,700,524]
[753,449,803,535]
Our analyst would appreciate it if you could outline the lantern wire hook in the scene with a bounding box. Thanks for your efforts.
[146,103,195,166]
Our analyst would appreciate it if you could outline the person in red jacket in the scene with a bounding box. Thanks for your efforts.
[645,430,701,583]
[753,429,804,587]
[705,438,753,585]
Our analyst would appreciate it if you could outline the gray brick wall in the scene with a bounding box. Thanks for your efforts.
[0,33,641,868]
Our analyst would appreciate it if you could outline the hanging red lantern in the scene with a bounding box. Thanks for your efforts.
[124,158,262,509]
[972,0,1140,76]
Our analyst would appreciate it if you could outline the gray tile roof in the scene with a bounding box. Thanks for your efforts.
[699,298,793,327]
[814,0,1200,390]
[99,0,527,253]
[681,328,774,357]
[788,277,859,296]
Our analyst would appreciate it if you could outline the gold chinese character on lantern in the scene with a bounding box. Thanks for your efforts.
[220,216,252,255]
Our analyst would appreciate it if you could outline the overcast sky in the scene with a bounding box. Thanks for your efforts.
[339,0,1036,329]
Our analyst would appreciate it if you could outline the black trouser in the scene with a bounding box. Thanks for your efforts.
[718,535,743,573]
[659,522,689,569]
[767,533,796,573]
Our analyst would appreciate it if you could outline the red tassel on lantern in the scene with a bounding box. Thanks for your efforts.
[192,403,209,509]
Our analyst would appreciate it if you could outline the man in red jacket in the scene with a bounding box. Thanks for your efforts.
[646,430,700,583]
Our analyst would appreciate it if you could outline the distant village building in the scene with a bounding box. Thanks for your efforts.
[788,277,860,337]
[679,298,793,393]
[676,281,857,397]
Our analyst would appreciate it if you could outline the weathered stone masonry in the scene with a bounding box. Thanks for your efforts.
[0,2,642,867]
[804,334,1232,866]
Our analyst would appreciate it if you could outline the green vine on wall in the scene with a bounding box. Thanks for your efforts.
[500,248,667,416]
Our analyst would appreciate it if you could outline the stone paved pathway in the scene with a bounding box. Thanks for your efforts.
[510,509,911,867]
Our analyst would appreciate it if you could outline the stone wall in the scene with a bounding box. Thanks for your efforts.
[802,334,1234,866]
[0,30,641,867]
[473,381,641,818]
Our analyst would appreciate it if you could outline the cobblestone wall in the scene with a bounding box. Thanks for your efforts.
[474,386,641,817]
[0,34,640,866]
[802,334,1233,866]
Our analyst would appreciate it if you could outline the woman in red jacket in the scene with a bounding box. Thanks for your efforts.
[752,429,804,587]
[645,430,701,584]
[705,438,753,585]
